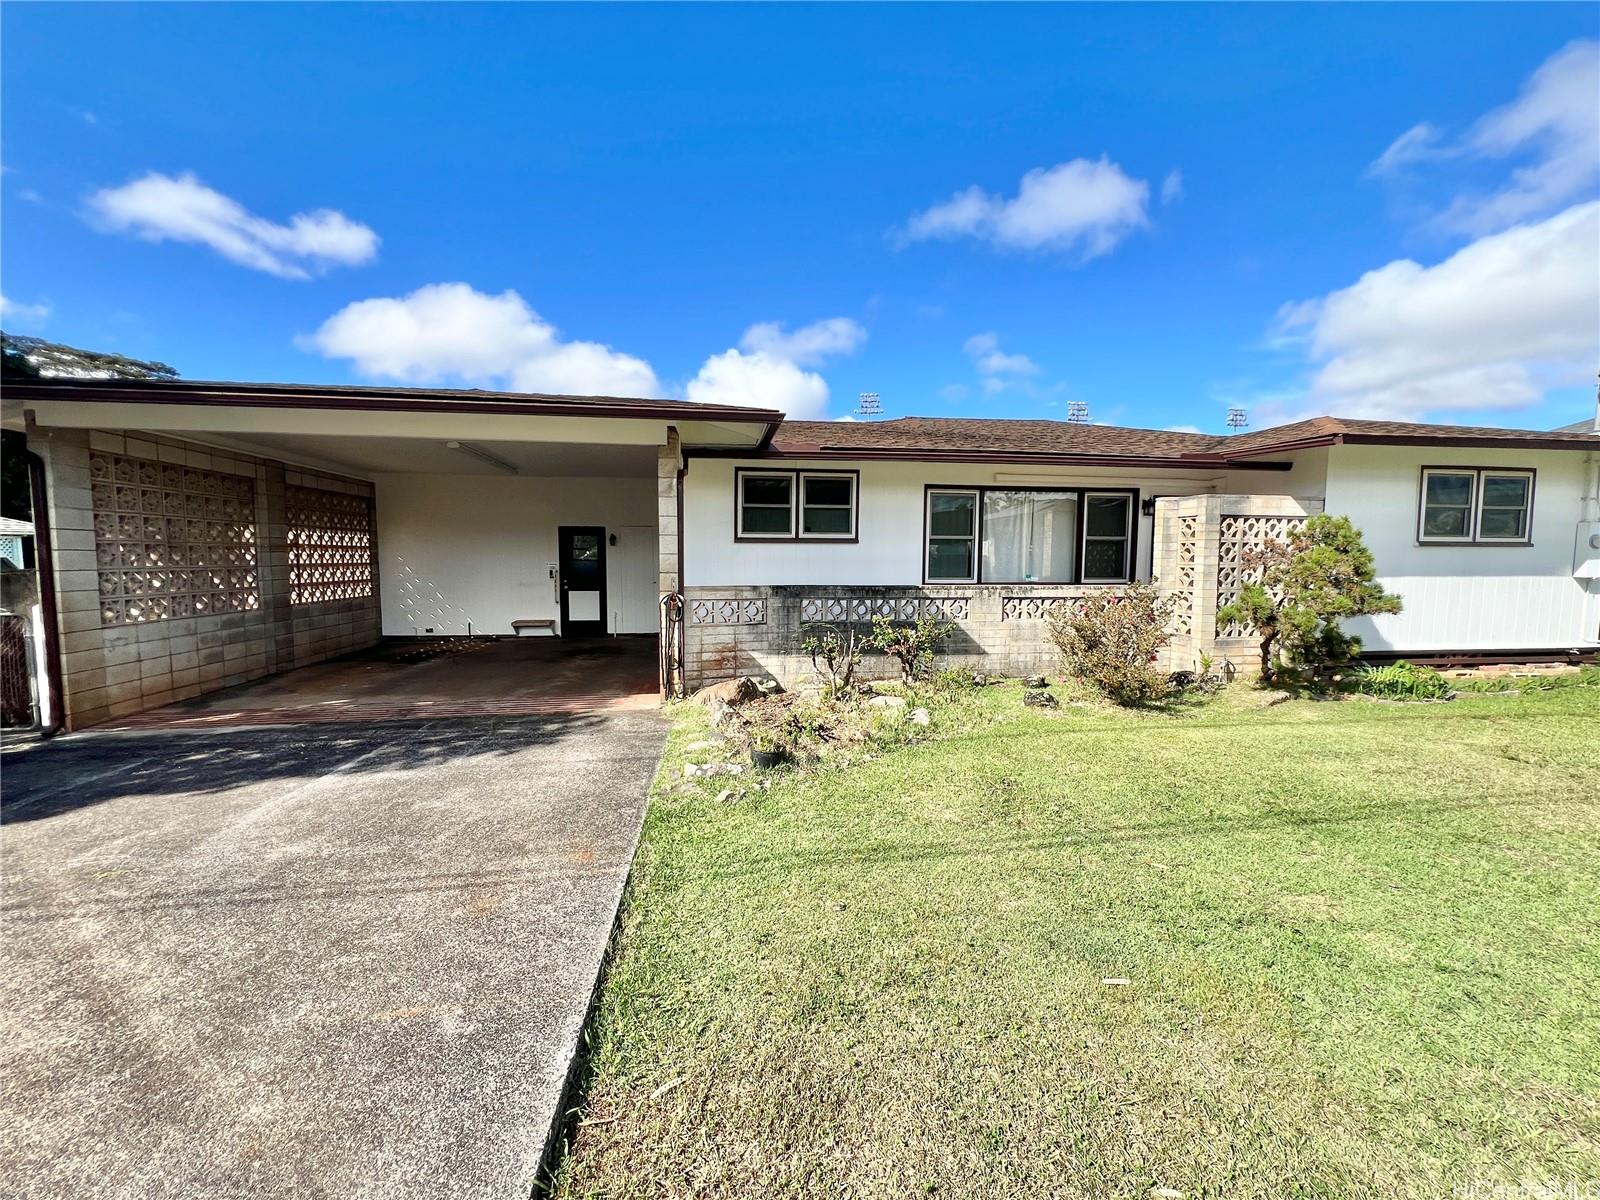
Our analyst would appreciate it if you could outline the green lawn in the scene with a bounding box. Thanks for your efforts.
[550,684,1600,1199]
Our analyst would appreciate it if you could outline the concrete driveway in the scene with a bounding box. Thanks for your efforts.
[1,709,666,1199]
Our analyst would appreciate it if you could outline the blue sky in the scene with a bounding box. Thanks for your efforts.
[3,3,1596,431]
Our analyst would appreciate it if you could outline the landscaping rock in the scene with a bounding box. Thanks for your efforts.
[908,708,931,726]
[1025,675,1049,689]
[754,677,784,696]
[705,699,737,730]
[689,677,761,707]
[867,694,908,710]
[684,761,745,779]
[1023,689,1059,708]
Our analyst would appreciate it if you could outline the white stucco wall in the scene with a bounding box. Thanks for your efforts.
[683,458,1280,587]
[373,473,658,636]
[1322,444,1600,651]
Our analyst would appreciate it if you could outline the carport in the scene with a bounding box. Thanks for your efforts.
[4,379,780,730]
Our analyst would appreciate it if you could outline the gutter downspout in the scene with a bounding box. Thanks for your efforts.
[674,453,688,699]
[25,450,65,737]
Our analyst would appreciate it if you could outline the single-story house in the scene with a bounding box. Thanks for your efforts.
[5,376,1598,730]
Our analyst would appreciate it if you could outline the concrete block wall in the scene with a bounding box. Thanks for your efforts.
[36,427,380,730]
[682,584,1107,690]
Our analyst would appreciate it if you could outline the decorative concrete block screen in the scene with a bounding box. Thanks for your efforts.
[90,452,259,626]
[1152,494,1323,673]
[1170,515,1199,637]
[1216,513,1309,636]
[287,485,375,604]
[798,595,970,622]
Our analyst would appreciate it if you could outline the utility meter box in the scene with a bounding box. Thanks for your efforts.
[1574,522,1600,580]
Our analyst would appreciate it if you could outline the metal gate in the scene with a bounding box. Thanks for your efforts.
[0,612,36,728]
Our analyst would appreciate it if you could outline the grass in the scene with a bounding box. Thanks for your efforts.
[548,683,1600,1199]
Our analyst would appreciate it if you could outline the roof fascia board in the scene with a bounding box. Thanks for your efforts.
[3,380,782,425]
[687,445,1295,471]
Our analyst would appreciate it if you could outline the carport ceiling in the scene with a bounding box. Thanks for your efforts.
[178,432,660,477]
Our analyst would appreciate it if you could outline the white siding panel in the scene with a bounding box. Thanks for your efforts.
[1325,445,1599,651]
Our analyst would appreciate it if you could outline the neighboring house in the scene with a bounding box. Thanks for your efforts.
[3,377,1598,730]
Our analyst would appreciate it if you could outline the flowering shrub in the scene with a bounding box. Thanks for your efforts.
[1047,584,1174,706]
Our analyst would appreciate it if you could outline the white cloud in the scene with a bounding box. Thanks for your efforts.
[1369,41,1599,236]
[685,316,866,419]
[1272,201,1599,421]
[305,290,863,416]
[0,294,51,324]
[963,331,1040,379]
[86,171,379,279]
[1164,424,1203,435]
[897,156,1151,259]
[1367,122,1448,177]
[1160,169,1185,204]
[300,283,661,397]
[739,317,865,366]
[685,349,829,419]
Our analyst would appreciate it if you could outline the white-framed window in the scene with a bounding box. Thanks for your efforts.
[1081,493,1134,582]
[736,470,796,538]
[799,472,858,539]
[1476,471,1534,542]
[1418,467,1534,545]
[926,489,978,581]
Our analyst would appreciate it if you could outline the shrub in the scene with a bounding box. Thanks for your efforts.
[800,623,863,693]
[1353,660,1453,701]
[1047,583,1175,706]
[927,665,979,695]
[1216,514,1402,686]
[868,614,955,685]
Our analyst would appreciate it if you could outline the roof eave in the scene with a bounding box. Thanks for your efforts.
[692,444,1293,471]
[3,378,784,426]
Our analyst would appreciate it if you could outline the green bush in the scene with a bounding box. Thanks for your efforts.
[1047,583,1174,706]
[868,613,955,685]
[927,666,979,695]
[1353,661,1453,701]
[1216,514,1401,686]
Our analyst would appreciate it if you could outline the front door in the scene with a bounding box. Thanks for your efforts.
[558,526,607,637]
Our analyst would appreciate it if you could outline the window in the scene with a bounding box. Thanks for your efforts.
[800,472,857,539]
[924,485,1138,584]
[1420,470,1475,540]
[1418,467,1534,545]
[1081,493,1133,581]
[926,489,978,581]
[982,491,1076,582]
[1477,472,1532,541]
[736,471,795,538]
[736,469,857,541]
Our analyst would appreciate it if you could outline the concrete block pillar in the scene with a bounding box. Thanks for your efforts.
[656,427,682,599]
[1151,493,1323,674]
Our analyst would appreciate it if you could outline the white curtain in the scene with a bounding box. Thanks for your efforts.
[983,493,1076,582]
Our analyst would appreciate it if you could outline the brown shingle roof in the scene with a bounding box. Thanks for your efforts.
[769,414,1600,463]
[773,418,1222,459]
[1220,416,1600,456]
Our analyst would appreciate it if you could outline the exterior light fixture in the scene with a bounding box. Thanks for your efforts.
[443,440,518,474]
